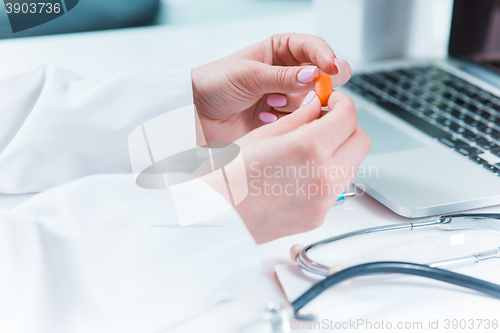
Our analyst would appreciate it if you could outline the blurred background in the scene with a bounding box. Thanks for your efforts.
[155,0,311,26]
[0,0,312,38]
[0,0,455,76]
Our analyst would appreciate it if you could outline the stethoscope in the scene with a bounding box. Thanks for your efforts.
[245,213,500,333]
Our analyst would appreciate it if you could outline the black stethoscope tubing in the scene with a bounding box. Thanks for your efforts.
[292,261,500,312]
[291,213,500,313]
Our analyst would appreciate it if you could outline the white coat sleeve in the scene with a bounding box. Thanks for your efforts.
[0,64,194,194]
[0,174,261,333]
[0,65,262,332]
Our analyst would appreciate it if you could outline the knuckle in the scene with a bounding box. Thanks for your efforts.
[316,36,328,44]
[264,34,280,49]
[297,131,322,158]
[342,95,356,110]
[275,66,292,90]
[343,62,353,80]
[308,35,328,48]
[308,34,328,46]
[309,136,326,156]
[358,128,372,155]
[270,33,285,42]
[241,63,265,94]
[296,137,313,157]
[245,62,261,78]
[341,99,358,135]
[267,34,278,43]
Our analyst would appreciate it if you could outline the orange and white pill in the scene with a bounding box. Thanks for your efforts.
[315,74,333,107]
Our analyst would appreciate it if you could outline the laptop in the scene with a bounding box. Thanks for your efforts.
[339,0,500,218]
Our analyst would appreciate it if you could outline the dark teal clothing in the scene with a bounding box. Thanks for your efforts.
[0,0,160,39]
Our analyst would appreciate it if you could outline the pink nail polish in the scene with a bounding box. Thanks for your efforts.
[267,94,287,107]
[301,91,316,106]
[334,58,340,74]
[259,111,278,123]
[298,66,318,84]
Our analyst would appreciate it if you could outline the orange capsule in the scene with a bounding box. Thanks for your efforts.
[315,74,333,107]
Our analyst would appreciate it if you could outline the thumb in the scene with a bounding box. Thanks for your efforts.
[240,94,321,143]
[255,63,319,95]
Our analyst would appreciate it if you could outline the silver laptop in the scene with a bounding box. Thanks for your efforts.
[338,0,500,217]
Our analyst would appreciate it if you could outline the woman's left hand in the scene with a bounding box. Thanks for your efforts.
[192,33,352,143]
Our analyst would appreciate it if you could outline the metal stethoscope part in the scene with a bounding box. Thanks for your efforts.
[250,213,500,333]
[294,213,500,277]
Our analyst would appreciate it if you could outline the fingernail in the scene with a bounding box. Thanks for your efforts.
[301,91,316,106]
[259,111,278,123]
[267,94,287,107]
[334,58,340,74]
[298,66,318,84]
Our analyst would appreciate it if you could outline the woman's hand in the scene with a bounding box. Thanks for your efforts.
[216,92,371,244]
[192,33,352,144]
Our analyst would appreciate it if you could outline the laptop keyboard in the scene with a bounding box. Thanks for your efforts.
[344,65,500,175]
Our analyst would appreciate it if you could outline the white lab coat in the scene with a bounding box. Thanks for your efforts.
[0,65,261,332]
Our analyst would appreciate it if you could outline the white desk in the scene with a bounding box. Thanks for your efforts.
[1,7,500,333]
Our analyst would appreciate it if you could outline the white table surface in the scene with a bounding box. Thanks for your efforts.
[1,6,500,333]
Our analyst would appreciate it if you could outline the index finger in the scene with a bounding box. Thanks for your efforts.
[294,92,358,156]
[265,33,339,76]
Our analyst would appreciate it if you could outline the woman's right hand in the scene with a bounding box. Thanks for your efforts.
[192,33,351,143]
[224,92,371,244]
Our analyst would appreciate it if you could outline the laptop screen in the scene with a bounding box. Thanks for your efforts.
[449,0,500,75]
